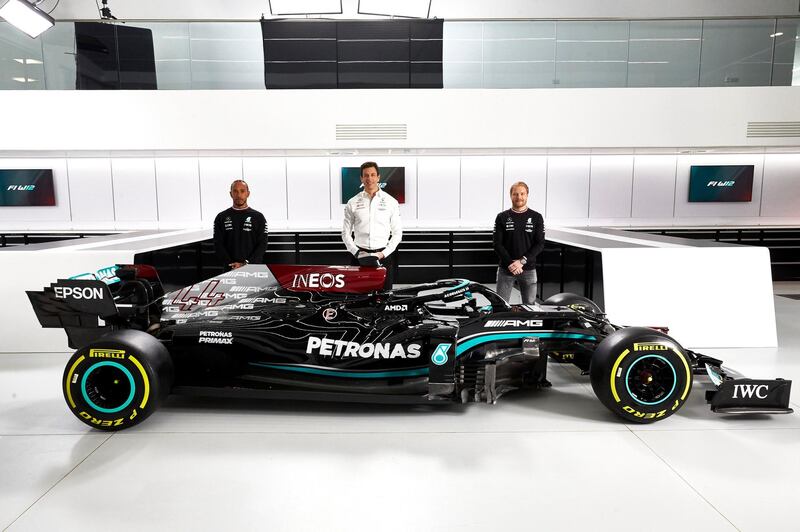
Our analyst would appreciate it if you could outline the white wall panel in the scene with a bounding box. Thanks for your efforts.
[589,155,634,219]
[155,158,201,225]
[286,158,330,225]
[0,158,70,228]
[242,158,287,228]
[417,157,461,224]
[503,156,547,215]
[199,157,243,223]
[631,155,677,219]
[761,154,800,218]
[111,158,158,224]
[674,154,764,218]
[460,156,504,224]
[546,156,591,220]
[67,158,114,226]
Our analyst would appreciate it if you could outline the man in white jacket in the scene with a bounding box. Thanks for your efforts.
[342,161,402,289]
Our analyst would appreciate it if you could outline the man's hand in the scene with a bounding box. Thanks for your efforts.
[376,252,385,260]
[229,262,245,269]
[508,260,523,275]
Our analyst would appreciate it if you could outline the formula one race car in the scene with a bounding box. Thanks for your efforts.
[28,264,793,431]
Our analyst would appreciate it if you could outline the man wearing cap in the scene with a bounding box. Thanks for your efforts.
[213,179,268,270]
[342,161,402,289]
[493,181,545,304]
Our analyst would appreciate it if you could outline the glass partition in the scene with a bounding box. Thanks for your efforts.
[1,17,798,89]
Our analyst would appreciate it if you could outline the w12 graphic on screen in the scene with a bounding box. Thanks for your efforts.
[341,167,406,204]
[688,165,754,202]
[0,169,56,206]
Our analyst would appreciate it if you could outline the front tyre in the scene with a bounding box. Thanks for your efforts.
[590,327,692,424]
[62,330,173,431]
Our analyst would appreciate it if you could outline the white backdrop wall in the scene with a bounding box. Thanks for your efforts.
[1,152,798,230]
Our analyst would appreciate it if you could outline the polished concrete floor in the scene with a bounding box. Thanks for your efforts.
[1,289,799,531]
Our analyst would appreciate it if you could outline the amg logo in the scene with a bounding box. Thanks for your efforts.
[732,384,769,399]
[198,330,233,345]
[306,336,421,359]
[229,271,270,278]
[384,304,408,311]
[292,273,345,289]
[707,180,735,187]
[54,286,104,300]
[6,184,36,191]
[231,286,263,293]
[633,343,669,352]
[485,319,543,328]
[89,349,126,359]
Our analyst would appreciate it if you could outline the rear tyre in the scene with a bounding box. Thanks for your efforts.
[590,327,692,423]
[542,292,603,314]
[62,329,173,431]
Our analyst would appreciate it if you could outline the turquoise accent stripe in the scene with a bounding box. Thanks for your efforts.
[250,362,429,379]
[250,331,596,380]
[81,361,136,414]
[455,332,596,356]
[625,354,677,406]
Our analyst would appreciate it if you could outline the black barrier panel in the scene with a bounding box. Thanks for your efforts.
[133,231,603,306]
[261,19,442,89]
[635,228,800,282]
[76,23,156,90]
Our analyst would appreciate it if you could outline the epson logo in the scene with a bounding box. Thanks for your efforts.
[292,273,345,289]
[6,184,36,191]
[384,304,408,312]
[732,384,769,400]
[306,337,421,359]
[706,180,735,187]
[54,286,103,300]
[485,319,543,328]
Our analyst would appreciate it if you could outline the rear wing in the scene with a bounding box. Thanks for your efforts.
[27,265,163,349]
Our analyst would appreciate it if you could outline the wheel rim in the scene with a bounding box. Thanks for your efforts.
[624,354,677,406]
[81,361,136,414]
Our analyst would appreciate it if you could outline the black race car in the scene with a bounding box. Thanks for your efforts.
[28,263,793,431]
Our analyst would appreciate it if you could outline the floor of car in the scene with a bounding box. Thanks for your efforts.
[1,286,799,532]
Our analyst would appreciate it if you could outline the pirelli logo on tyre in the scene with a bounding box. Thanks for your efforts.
[633,342,669,352]
[88,349,127,359]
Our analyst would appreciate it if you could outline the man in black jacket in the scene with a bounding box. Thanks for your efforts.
[493,181,545,304]
[213,179,268,270]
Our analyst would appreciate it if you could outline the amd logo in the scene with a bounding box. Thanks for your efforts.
[384,304,408,311]
[485,319,543,328]
[6,185,36,191]
[706,180,735,187]
[54,286,103,300]
[292,273,345,289]
[732,384,769,400]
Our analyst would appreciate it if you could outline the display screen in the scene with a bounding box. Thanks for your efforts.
[688,165,754,202]
[341,166,405,204]
[0,170,56,206]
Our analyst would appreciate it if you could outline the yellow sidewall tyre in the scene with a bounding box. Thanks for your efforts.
[62,330,173,431]
[590,327,692,424]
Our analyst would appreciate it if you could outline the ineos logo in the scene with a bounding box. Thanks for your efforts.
[292,273,345,289]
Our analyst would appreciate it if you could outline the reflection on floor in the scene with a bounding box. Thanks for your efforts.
[1,294,798,531]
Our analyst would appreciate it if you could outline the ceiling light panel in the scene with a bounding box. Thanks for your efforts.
[358,0,431,18]
[269,0,343,15]
[0,0,54,38]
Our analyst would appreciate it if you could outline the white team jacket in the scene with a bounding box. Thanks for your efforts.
[341,190,402,257]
